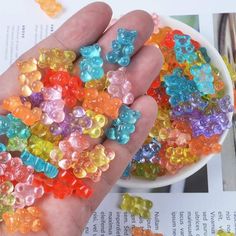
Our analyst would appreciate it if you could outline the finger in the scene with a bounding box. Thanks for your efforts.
[86,95,158,210]
[123,45,163,98]
[0,2,112,102]
[98,10,154,71]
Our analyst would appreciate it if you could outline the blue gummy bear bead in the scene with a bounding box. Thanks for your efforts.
[0,114,31,139]
[199,47,211,63]
[20,150,58,178]
[0,116,10,135]
[122,162,132,178]
[0,143,6,152]
[164,68,198,106]
[106,28,137,67]
[174,34,197,63]
[190,63,215,95]
[133,138,161,163]
[106,105,141,144]
[79,43,104,82]
[44,162,59,178]
[34,158,46,172]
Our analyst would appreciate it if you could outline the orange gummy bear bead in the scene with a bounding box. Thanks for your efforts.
[36,0,62,17]
[2,207,43,234]
[132,227,163,236]
[82,89,122,119]
[189,135,221,156]
[17,58,43,97]
[146,26,172,46]
[2,96,42,126]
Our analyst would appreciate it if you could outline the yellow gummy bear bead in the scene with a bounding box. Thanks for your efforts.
[31,122,62,144]
[28,135,54,161]
[38,48,76,71]
[166,147,199,165]
[149,108,171,139]
[83,110,108,138]
[216,230,235,236]
[120,193,153,219]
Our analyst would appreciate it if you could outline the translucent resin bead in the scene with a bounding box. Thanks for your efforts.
[0,181,15,222]
[2,206,43,233]
[106,28,137,67]
[38,48,76,71]
[20,150,58,178]
[13,183,44,208]
[79,44,104,82]
[17,58,43,97]
[107,68,134,104]
[73,144,115,182]
[120,193,153,219]
[106,105,141,144]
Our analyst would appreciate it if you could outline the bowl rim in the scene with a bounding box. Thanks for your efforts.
[116,15,234,189]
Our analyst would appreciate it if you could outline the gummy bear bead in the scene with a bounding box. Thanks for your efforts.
[190,63,215,95]
[13,183,44,208]
[164,68,199,107]
[120,193,153,219]
[36,0,62,17]
[0,151,12,164]
[79,44,104,82]
[82,90,122,119]
[174,34,197,63]
[106,28,137,67]
[17,58,43,97]
[216,230,235,236]
[2,206,43,233]
[38,48,76,71]
[83,110,108,138]
[107,68,134,104]
[0,143,6,152]
[106,105,141,144]
[20,150,58,178]
[0,181,14,195]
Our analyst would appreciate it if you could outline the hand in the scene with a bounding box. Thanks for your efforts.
[0,2,163,236]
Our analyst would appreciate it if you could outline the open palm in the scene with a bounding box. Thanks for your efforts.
[0,2,163,236]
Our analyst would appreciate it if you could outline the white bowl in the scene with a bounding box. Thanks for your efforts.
[117,16,234,189]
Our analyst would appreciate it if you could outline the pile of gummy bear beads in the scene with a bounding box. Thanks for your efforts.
[122,24,234,180]
[0,28,140,233]
[120,193,153,219]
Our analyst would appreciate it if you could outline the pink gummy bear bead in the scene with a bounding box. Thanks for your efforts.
[3,157,34,183]
[107,68,134,105]
[0,152,12,175]
[56,131,90,170]
[13,183,44,208]
[40,85,65,124]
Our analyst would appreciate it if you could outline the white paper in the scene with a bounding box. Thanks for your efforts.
[0,1,236,236]
[84,193,236,236]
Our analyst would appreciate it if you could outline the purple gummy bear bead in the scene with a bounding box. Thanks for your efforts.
[50,106,92,137]
[29,92,44,107]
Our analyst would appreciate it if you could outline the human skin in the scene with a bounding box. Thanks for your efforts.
[0,2,163,236]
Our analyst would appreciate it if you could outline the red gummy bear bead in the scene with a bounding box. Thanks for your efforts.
[43,70,83,107]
